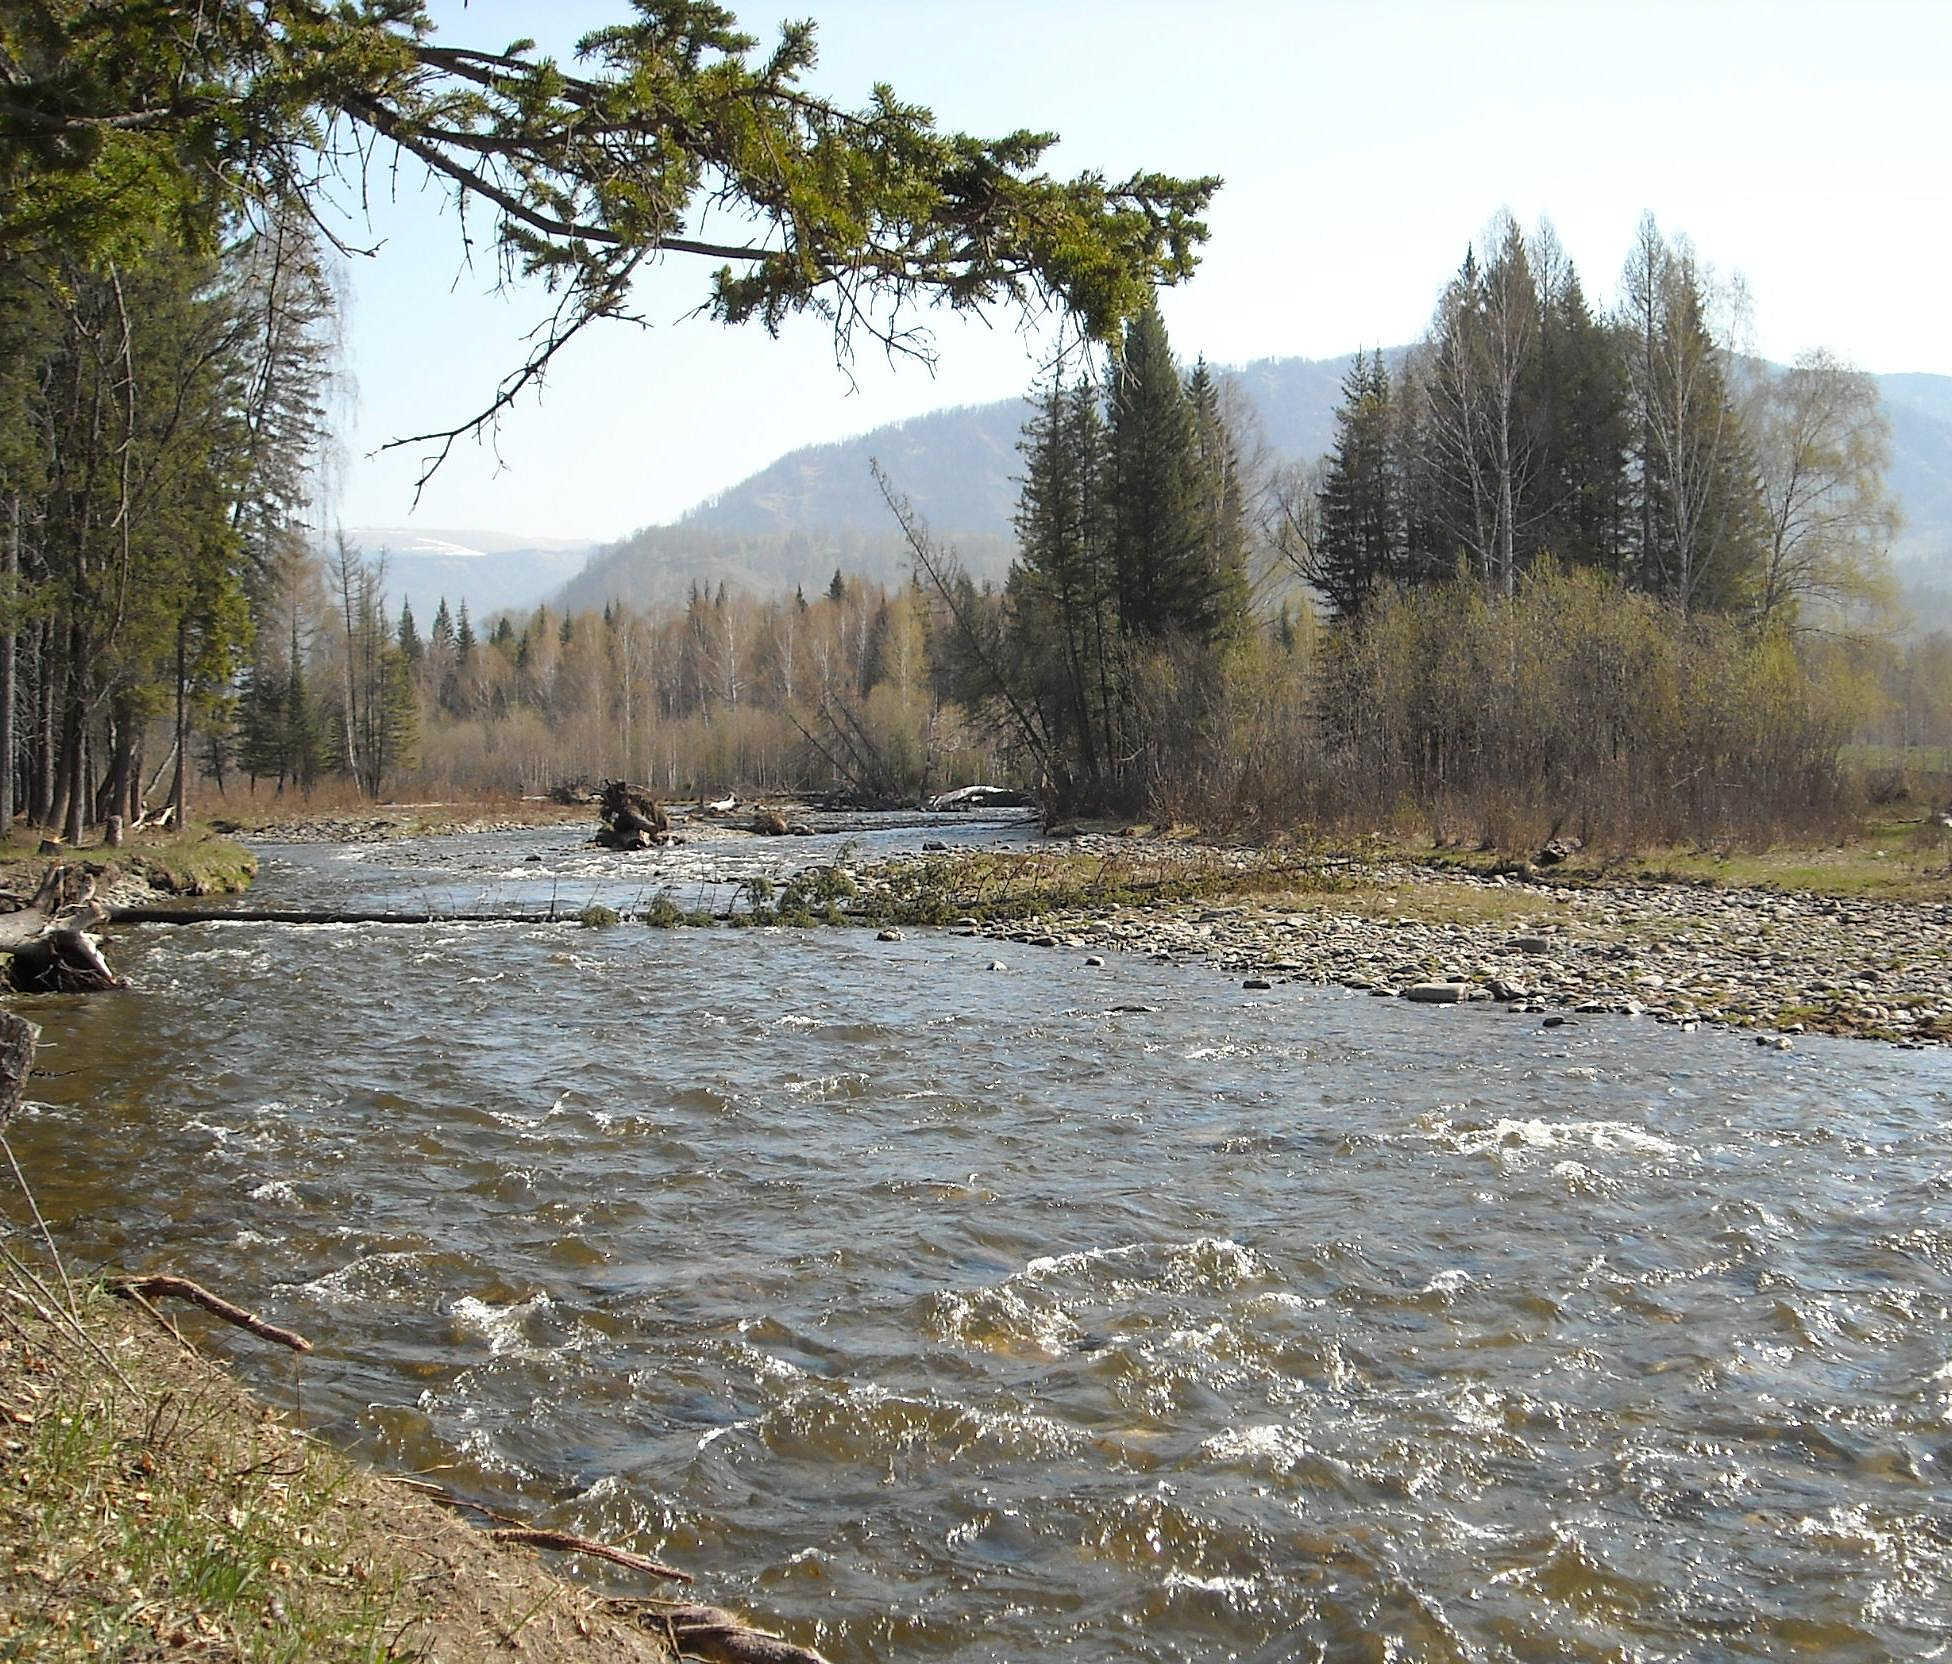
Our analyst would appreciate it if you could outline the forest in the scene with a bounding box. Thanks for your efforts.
[229,211,1949,853]
[2,3,1946,850]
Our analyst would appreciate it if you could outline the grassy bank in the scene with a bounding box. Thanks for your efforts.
[0,1260,687,1661]
[0,826,258,906]
[854,802,1952,932]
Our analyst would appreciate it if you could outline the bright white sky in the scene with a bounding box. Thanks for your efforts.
[328,0,1952,542]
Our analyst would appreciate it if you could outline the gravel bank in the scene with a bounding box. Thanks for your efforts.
[880,836,1952,1046]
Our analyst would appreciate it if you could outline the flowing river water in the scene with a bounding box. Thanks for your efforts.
[8,820,1952,1661]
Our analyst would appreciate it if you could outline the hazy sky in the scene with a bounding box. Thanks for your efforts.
[328,0,1952,542]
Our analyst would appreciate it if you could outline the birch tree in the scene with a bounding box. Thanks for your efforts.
[1745,350,1900,623]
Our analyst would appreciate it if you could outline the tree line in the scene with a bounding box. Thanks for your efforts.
[0,204,333,841]
[906,213,1930,844]
[1284,212,1899,626]
[83,206,1946,854]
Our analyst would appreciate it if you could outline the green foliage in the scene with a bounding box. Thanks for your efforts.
[1,0,1216,470]
[641,888,714,927]
[1109,303,1239,645]
[577,902,621,927]
[974,308,1252,816]
[1308,350,1404,618]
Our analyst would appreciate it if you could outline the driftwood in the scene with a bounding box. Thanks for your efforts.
[0,866,119,992]
[608,1602,832,1664]
[412,1484,694,1585]
[110,1273,312,1351]
[108,903,748,927]
[596,779,669,850]
[489,1527,692,1584]
[7,924,120,992]
[111,906,449,925]
[927,784,1032,811]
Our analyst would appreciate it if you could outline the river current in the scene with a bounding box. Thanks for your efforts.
[9,821,1952,1660]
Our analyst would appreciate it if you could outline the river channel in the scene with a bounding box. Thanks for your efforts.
[9,820,1952,1660]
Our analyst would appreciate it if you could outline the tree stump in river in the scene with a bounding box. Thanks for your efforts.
[595,780,669,851]
[0,863,121,993]
[5,923,120,992]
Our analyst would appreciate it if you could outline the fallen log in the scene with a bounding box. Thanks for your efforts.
[0,865,118,991]
[105,905,714,927]
[6,924,120,992]
[110,905,444,925]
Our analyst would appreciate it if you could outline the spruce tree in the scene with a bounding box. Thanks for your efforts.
[1107,303,1214,644]
[1185,358,1251,637]
[1533,262,1632,574]
[1312,351,1403,618]
[1012,367,1116,795]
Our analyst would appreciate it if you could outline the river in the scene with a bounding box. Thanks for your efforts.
[9,821,1952,1660]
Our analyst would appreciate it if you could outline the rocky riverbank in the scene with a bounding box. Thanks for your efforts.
[210,799,590,844]
[858,836,1952,1045]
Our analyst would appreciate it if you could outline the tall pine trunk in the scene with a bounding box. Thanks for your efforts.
[0,496,16,838]
[31,619,53,826]
[59,616,87,844]
[170,621,189,826]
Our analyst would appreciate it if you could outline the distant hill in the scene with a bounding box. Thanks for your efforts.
[557,354,1952,608]
[1878,387,1952,568]
[558,524,1014,615]
[678,401,1025,543]
[340,527,595,625]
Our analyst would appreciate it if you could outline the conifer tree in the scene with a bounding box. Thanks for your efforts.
[1107,304,1216,644]
[1012,366,1116,796]
[1532,256,1632,573]
[1186,358,1252,637]
[1310,351,1403,618]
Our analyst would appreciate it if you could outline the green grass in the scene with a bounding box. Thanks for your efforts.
[0,1285,405,1660]
[0,825,257,903]
[854,845,1365,927]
